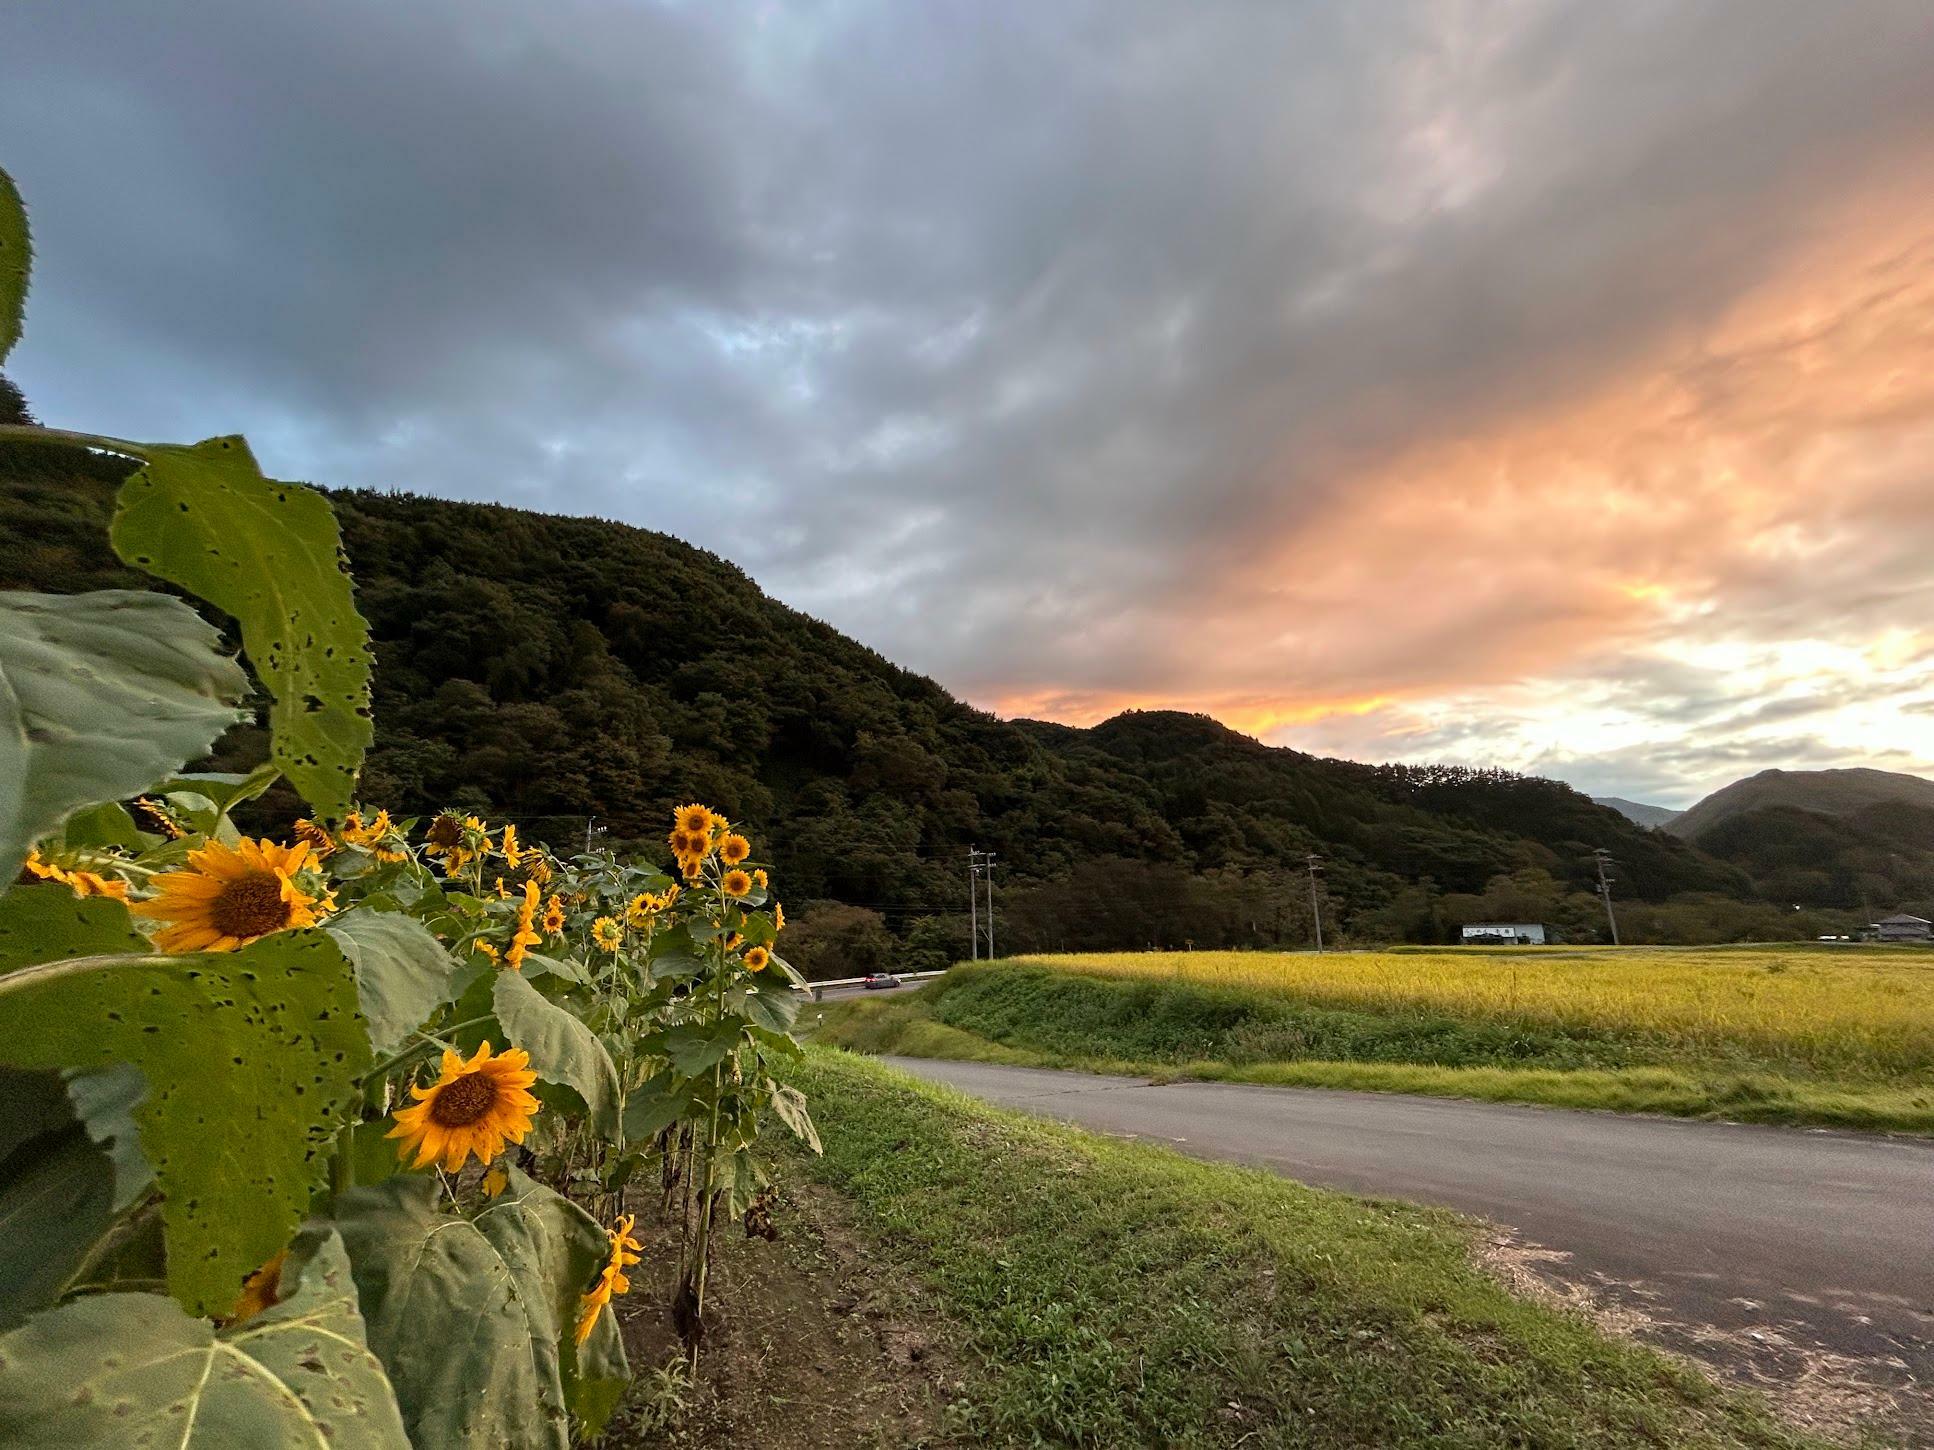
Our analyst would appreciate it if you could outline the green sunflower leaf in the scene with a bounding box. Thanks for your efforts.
[322,1167,624,1450]
[0,166,27,364]
[0,1229,409,1447]
[0,885,149,976]
[109,436,374,819]
[326,908,466,1056]
[493,968,623,1138]
[0,929,372,1316]
[0,589,249,888]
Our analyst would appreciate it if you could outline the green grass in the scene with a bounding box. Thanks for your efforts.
[806,959,1934,1133]
[794,1049,1821,1448]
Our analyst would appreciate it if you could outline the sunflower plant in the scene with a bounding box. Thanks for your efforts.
[0,163,820,1446]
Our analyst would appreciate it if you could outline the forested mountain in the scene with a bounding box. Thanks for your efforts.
[1663,768,1934,912]
[1668,767,1934,838]
[2,390,1817,950]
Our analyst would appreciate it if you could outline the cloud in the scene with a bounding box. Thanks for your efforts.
[4,0,1933,800]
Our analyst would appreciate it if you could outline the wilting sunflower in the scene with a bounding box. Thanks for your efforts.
[505,880,542,972]
[574,1214,643,1345]
[527,856,554,887]
[500,823,524,868]
[592,916,623,952]
[292,818,337,857]
[230,1248,287,1325]
[674,803,716,837]
[542,893,566,936]
[721,869,753,898]
[426,813,463,853]
[386,1042,539,1172]
[133,838,326,953]
[134,796,186,840]
[718,833,751,866]
[22,848,129,902]
[743,946,770,972]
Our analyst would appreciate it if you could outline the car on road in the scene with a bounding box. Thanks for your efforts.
[862,973,901,990]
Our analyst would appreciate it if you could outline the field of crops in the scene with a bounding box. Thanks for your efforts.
[1020,945,1934,1079]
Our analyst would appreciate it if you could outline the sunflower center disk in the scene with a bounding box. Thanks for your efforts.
[211,873,294,939]
[429,1072,500,1128]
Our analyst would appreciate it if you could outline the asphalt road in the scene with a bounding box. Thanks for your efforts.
[884,1056,1934,1419]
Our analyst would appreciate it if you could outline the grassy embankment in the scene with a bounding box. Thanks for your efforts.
[808,945,1934,1132]
[788,1049,1820,1447]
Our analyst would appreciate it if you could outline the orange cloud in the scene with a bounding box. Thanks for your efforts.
[986,157,1934,775]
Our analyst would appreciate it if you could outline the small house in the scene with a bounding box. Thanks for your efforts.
[1460,922,1548,945]
[1872,913,1932,943]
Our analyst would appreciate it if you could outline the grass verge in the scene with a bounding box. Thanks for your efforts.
[793,1048,1820,1448]
[804,964,1934,1133]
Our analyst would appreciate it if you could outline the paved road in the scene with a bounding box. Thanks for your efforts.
[885,1057,1934,1418]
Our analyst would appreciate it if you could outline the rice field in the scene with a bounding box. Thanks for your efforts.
[1017,945,1934,1080]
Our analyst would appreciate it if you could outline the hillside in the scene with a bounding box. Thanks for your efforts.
[2,398,1757,947]
[1593,796,1681,829]
[1668,767,1934,839]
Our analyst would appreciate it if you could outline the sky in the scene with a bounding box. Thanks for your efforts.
[5,1,1933,808]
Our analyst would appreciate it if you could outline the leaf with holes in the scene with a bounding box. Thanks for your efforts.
[110,436,373,818]
[0,930,371,1316]
[0,1229,409,1447]
[0,166,26,363]
[0,885,149,975]
[493,968,623,1137]
[327,908,466,1056]
[0,589,248,886]
[324,1167,620,1450]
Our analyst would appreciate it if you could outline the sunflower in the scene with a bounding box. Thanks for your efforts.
[752,868,768,891]
[592,916,623,952]
[426,813,463,852]
[721,869,753,898]
[386,1043,539,1173]
[472,939,502,965]
[133,838,326,953]
[22,848,129,902]
[230,1248,286,1325]
[743,946,770,972]
[292,818,337,857]
[625,893,656,929]
[718,833,751,866]
[574,1214,643,1345]
[678,853,706,882]
[482,1162,510,1198]
[773,900,784,932]
[134,797,186,840]
[527,856,554,887]
[494,876,510,900]
[542,893,567,936]
[674,803,716,837]
[505,879,542,972]
[666,828,699,859]
[500,824,524,868]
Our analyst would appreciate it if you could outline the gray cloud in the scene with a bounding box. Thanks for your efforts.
[5,1,1934,797]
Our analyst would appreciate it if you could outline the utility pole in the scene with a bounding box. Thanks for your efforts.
[1306,853,1325,952]
[983,852,997,960]
[1593,848,1620,945]
[968,845,979,961]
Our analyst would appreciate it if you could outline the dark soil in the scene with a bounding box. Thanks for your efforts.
[602,1179,966,1448]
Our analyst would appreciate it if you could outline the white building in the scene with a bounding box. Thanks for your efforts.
[1460,922,1548,945]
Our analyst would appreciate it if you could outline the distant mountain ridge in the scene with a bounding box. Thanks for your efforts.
[1591,796,1681,830]
[1667,767,1934,840]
